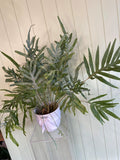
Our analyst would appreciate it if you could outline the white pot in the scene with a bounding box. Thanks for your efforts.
[36,107,61,133]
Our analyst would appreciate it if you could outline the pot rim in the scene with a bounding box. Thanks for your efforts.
[34,103,60,116]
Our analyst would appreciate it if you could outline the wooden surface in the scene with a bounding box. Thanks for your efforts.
[0,0,120,160]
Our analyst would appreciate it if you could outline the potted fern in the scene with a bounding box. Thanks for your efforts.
[0,17,120,146]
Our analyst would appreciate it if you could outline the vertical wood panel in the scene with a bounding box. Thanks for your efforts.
[25,0,49,46]
[41,0,60,43]
[101,1,119,160]
[114,1,120,159]
[55,1,86,159]
[11,0,32,43]
[70,0,97,160]
[85,0,108,159]
[0,0,23,63]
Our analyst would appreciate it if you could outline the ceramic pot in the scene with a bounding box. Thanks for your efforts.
[35,107,61,133]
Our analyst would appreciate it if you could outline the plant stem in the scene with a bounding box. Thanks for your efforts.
[30,72,45,107]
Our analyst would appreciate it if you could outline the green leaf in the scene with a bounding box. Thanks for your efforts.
[34,70,41,81]
[72,106,76,116]
[29,109,33,121]
[75,102,87,114]
[11,112,19,125]
[111,46,120,64]
[73,95,87,114]
[101,103,118,109]
[35,38,39,50]
[22,73,32,81]
[110,67,120,72]
[57,16,66,34]
[95,75,118,88]
[1,52,19,68]
[36,46,46,59]
[15,50,26,57]
[9,132,19,146]
[92,100,116,105]
[89,94,107,102]
[63,100,71,112]
[101,42,111,67]
[47,48,55,58]
[104,109,120,120]
[27,25,34,48]
[60,96,69,110]
[90,104,104,124]
[0,89,13,93]
[4,93,17,97]
[16,82,32,86]
[23,107,27,135]
[98,71,120,80]
[23,45,29,53]
[74,62,84,81]
[88,48,94,73]
[0,109,12,113]
[14,125,23,130]
[97,109,109,121]
[68,33,72,43]
[107,39,116,65]
[69,38,77,52]
[51,43,56,53]
[95,46,99,71]
[84,56,90,76]
[93,102,118,108]
[30,36,36,48]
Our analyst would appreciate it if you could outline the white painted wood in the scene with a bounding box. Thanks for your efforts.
[55,1,87,160]
[85,0,110,160]
[0,0,23,63]
[70,0,98,159]
[41,0,61,43]
[25,0,49,46]
[101,1,120,160]
[0,0,120,160]
[10,0,32,43]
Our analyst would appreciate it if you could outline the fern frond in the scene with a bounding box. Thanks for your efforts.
[83,39,120,88]
[89,95,120,124]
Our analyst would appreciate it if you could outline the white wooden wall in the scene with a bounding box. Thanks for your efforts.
[0,0,120,160]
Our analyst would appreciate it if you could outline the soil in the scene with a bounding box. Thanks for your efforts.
[35,102,58,115]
